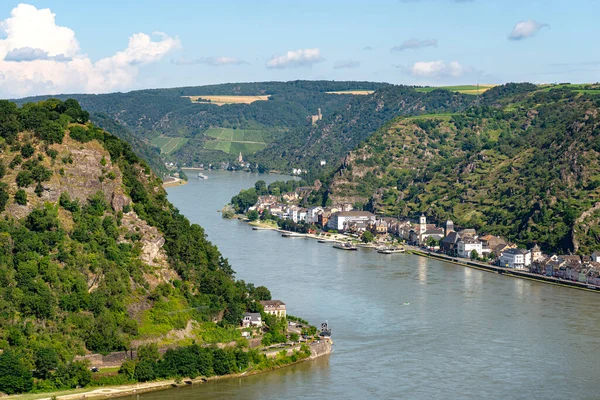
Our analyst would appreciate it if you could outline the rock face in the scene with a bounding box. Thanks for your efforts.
[120,210,178,289]
[4,133,126,219]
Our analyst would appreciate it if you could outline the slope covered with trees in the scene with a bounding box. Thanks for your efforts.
[328,85,600,254]
[0,99,282,393]
[16,81,390,170]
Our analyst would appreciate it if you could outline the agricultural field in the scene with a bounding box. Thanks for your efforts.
[183,95,270,105]
[150,136,189,154]
[415,85,496,95]
[326,90,374,95]
[537,83,600,94]
[202,127,267,155]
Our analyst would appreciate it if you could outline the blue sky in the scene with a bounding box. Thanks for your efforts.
[0,0,598,97]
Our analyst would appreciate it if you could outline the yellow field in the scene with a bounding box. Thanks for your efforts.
[326,90,374,95]
[453,85,496,95]
[183,95,270,106]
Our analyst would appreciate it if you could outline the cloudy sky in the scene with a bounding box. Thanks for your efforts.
[0,0,597,98]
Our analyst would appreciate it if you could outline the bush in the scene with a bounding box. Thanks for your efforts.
[14,189,27,205]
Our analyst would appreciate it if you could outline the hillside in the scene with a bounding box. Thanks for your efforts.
[0,99,279,393]
[329,85,600,254]
[252,85,477,172]
[17,81,390,170]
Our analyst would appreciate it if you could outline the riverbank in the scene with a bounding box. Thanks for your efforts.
[162,176,187,188]
[405,246,600,293]
[11,340,333,400]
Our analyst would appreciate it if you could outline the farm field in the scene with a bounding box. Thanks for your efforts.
[415,85,496,95]
[150,136,189,154]
[203,127,267,155]
[183,95,270,105]
[326,90,374,95]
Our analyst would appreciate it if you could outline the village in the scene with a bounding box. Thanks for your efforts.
[245,184,600,288]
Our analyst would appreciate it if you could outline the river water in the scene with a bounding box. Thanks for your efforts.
[127,171,600,400]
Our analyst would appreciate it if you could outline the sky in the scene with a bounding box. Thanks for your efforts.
[0,0,598,98]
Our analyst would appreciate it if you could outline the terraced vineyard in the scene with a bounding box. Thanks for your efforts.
[203,127,267,155]
[150,136,189,154]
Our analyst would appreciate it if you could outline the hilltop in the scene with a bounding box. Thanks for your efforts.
[0,99,307,394]
[327,84,600,254]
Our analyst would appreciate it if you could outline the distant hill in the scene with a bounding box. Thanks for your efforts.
[15,81,390,171]
[326,84,600,254]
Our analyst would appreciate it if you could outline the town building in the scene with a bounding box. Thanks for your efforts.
[327,211,375,231]
[260,300,286,318]
[499,248,531,269]
[457,238,483,258]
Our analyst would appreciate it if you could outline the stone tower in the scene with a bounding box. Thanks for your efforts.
[445,220,454,236]
[238,152,243,163]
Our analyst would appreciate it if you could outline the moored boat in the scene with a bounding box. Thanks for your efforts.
[377,247,405,254]
[197,173,208,179]
[333,242,358,251]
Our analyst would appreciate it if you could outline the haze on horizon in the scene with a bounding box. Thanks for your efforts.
[0,0,597,98]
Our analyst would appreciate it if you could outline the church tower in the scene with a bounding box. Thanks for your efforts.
[419,214,427,235]
[238,152,243,163]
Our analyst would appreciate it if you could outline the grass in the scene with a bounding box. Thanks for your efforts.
[414,85,496,95]
[150,136,189,154]
[183,95,270,105]
[203,127,267,155]
[537,83,600,94]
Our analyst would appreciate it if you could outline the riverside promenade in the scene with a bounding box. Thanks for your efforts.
[405,245,600,293]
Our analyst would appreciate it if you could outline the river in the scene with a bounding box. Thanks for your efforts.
[126,170,600,400]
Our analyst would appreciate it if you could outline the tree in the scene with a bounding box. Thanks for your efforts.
[134,359,156,382]
[254,180,268,195]
[247,210,259,221]
[0,351,33,394]
[470,249,479,259]
[253,286,271,301]
[426,236,439,247]
[14,189,27,205]
[362,231,374,243]
[35,347,59,379]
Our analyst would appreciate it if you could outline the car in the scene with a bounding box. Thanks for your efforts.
[90,367,100,373]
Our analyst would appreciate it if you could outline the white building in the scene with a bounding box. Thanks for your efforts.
[306,206,324,224]
[591,251,600,263]
[457,238,483,259]
[499,248,532,269]
[241,313,262,328]
[327,211,375,231]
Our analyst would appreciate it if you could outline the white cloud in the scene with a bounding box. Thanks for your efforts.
[0,4,180,97]
[172,56,247,66]
[401,60,472,78]
[266,48,323,69]
[334,60,360,69]
[508,19,549,41]
[391,39,438,52]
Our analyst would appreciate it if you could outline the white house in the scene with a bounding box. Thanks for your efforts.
[457,238,483,258]
[499,248,531,269]
[327,211,375,231]
[591,251,600,263]
[241,313,262,328]
[306,207,323,224]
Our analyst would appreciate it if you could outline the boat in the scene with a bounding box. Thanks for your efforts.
[197,173,208,180]
[377,247,405,254]
[333,242,358,251]
[252,226,274,231]
[318,239,334,243]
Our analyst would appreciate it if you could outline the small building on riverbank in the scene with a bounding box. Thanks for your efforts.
[260,300,287,318]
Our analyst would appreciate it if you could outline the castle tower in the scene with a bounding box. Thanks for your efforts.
[238,152,243,163]
[419,214,427,235]
[445,220,454,236]
[317,108,322,120]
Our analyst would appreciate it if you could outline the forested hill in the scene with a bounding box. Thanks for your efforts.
[15,81,390,171]
[0,99,274,392]
[252,85,476,171]
[327,84,600,254]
